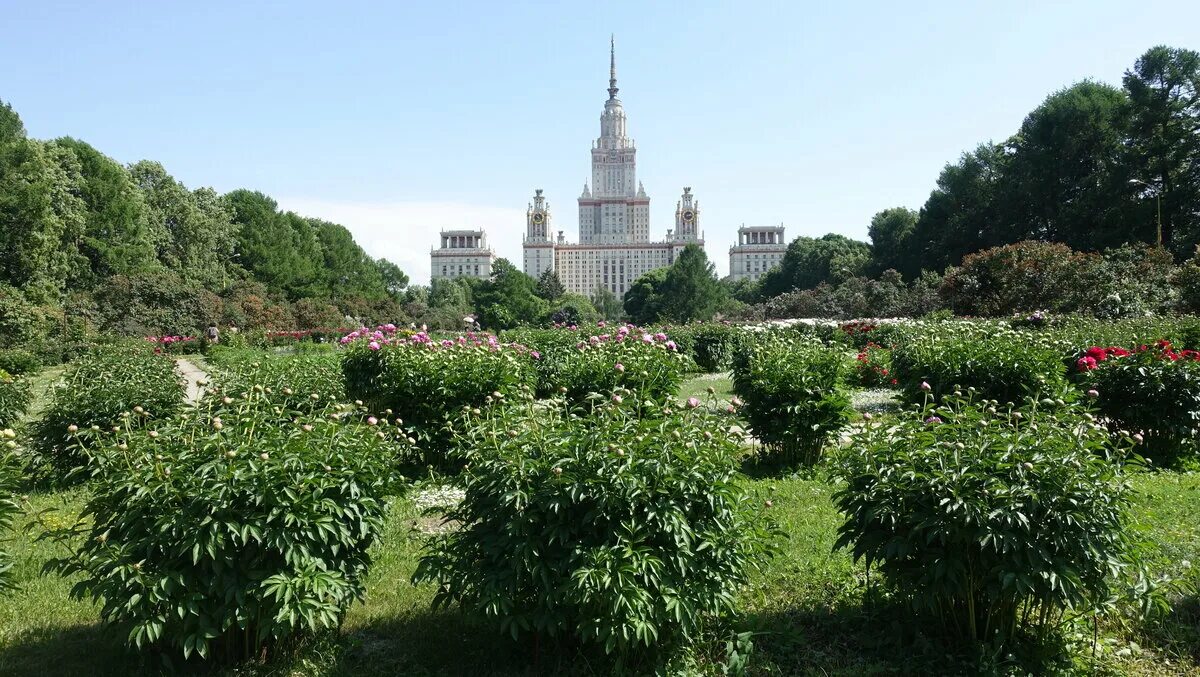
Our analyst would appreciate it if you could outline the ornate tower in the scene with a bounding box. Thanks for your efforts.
[579,36,649,244]
[674,187,700,241]
[526,189,551,243]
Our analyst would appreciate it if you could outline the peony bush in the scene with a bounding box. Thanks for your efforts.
[209,348,346,412]
[414,389,776,670]
[833,391,1146,653]
[551,326,689,405]
[45,389,410,665]
[1077,340,1200,463]
[0,437,21,594]
[0,368,32,429]
[341,326,537,454]
[731,335,853,466]
[31,343,184,476]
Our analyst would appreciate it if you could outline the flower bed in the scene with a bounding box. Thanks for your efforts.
[144,335,198,355]
[551,326,688,405]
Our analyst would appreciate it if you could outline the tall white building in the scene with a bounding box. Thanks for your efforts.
[431,229,494,280]
[522,38,704,298]
[729,224,787,282]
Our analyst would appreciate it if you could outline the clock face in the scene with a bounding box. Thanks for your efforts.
[531,212,545,225]
[682,210,695,223]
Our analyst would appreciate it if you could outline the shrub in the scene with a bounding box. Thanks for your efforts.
[0,369,32,429]
[31,344,184,475]
[668,323,746,373]
[832,392,1144,653]
[853,342,896,388]
[731,335,853,466]
[891,326,1068,404]
[209,349,346,412]
[0,440,21,593]
[414,391,776,669]
[1078,341,1200,463]
[551,327,688,405]
[45,391,409,664]
[0,349,42,376]
[341,327,536,454]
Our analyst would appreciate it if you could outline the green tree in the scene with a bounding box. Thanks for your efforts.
[759,233,872,298]
[1123,46,1200,256]
[1003,81,1136,251]
[623,267,669,325]
[535,269,566,301]
[867,207,918,277]
[375,258,409,300]
[55,138,158,285]
[473,259,546,329]
[544,293,599,325]
[655,244,725,322]
[590,287,624,322]
[132,161,236,288]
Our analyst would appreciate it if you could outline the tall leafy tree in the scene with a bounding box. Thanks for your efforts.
[535,269,566,301]
[759,233,872,297]
[55,138,157,284]
[909,143,1011,273]
[1123,45,1200,255]
[655,244,725,322]
[473,259,546,329]
[623,267,668,325]
[1002,81,1136,251]
[867,207,919,277]
[590,287,624,321]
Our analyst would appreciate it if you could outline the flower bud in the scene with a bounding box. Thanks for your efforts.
[612,394,623,404]
[1133,433,1144,444]
[1086,389,1099,399]
[553,467,563,476]
[367,416,378,426]
[919,382,931,392]
[260,453,269,461]
[686,397,700,409]
[134,406,145,414]
[67,424,79,433]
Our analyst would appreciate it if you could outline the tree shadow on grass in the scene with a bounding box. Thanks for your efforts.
[0,622,144,677]
[333,608,606,677]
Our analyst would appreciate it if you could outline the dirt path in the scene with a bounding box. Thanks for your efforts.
[175,357,210,404]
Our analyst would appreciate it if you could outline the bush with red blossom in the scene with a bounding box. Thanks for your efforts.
[1079,340,1200,463]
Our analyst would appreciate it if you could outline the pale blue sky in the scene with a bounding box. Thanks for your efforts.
[3,1,1198,282]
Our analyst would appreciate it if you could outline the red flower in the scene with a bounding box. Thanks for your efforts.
[1076,356,1098,372]
[1084,346,1108,363]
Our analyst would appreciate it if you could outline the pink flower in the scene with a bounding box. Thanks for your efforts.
[368,341,381,351]
[531,351,541,360]
[641,334,654,343]
[920,381,932,392]
[614,363,625,373]
[665,340,677,351]
[612,394,623,404]
[597,321,606,328]
[1076,356,1098,372]
[654,332,668,342]
[686,397,700,409]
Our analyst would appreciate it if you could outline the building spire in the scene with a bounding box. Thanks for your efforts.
[608,34,619,100]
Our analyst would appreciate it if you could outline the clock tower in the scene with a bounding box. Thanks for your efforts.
[674,187,700,242]
[526,188,551,243]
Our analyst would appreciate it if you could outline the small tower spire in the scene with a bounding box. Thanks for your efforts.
[608,34,619,100]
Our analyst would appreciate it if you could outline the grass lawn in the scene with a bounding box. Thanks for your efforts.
[2,374,1200,675]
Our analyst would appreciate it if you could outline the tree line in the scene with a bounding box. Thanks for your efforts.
[0,98,408,345]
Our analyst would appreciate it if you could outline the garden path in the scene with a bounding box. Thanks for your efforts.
[175,358,209,404]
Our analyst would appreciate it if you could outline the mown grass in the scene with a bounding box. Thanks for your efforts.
[3,374,1200,675]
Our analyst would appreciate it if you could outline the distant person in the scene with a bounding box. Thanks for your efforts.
[205,323,220,344]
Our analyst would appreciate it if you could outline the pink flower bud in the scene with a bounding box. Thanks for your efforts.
[686,397,700,409]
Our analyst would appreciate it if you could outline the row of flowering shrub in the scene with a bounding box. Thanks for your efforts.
[341,326,538,457]
[264,327,355,346]
[1077,340,1200,463]
[30,343,184,478]
[415,388,776,670]
[42,387,412,665]
[731,335,853,466]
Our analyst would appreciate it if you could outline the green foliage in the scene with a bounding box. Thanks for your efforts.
[1081,344,1200,463]
[472,259,546,330]
[0,369,32,429]
[550,328,688,405]
[208,349,346,412]
[853,343,895,387]
[44,391,408,664]
[891,325,1069,404]
[759,233,871,298]
[731,335,853,466]
[832,393,1147,654]
[414,392,777,669]
[340,330,536,456]
[666,322,746,373]
[0,348,41,376]
[623,267,668,325]
[544,292,599,326]
[31,344,183,475]
[0,439,21,594]
[534,268,565,301]
[654,244,726,323]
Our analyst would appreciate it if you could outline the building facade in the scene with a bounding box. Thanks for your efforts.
[521,38,703,298]
[728,224,787,282]
[431,229,494,280]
